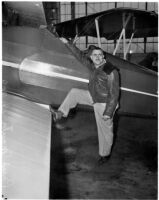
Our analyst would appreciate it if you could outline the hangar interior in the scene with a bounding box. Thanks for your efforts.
[2,2,158,199]
[57,2,158,53]
[44,2,158,70]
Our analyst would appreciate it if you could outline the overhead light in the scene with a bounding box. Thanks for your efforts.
[129,50,133,54]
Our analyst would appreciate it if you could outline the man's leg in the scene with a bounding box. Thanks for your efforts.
[58,88,93,118]
[93,103,114,158]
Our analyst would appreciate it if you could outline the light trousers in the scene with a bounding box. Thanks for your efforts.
[58,88,114,156]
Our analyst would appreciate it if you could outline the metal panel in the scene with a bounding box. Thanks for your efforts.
[2,93,51,199]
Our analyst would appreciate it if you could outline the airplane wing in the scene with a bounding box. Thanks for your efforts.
[3,93,51,199]
[55,8,158,39]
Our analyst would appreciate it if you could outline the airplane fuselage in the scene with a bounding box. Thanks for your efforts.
[3,26,158,118]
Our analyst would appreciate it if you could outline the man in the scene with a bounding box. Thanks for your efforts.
[50,38,120,165]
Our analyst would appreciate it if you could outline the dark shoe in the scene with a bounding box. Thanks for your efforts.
[98,155,110,165]
[49,105,63,122]
[49,105,57,121]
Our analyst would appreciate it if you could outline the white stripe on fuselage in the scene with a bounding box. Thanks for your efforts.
[120,87,157,97]
[2,60,158,98]
[3,61,19,68]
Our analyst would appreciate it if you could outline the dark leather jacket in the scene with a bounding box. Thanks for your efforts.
[66,42,120,118]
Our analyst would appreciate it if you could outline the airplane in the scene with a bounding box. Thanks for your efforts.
[2,2,158,199]
[3,3,158,118]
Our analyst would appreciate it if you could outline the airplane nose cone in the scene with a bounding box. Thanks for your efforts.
[19,28,89,93]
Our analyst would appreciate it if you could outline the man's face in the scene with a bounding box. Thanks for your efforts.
[90,49,104,67]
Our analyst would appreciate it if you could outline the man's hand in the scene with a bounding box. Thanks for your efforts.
[60,37,68,44]
[102,115,111,121]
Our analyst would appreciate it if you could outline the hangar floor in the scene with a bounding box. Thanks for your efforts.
[49,110,157,199]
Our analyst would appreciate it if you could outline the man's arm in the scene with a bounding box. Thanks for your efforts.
[103,69,120,118]
[60,38,94,71]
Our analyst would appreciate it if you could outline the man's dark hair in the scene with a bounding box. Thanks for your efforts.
[88,45,104,56]
[83,45,106,59]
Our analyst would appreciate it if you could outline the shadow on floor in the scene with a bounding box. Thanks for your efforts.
[49,112,157,199]
[49,116,70,199]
